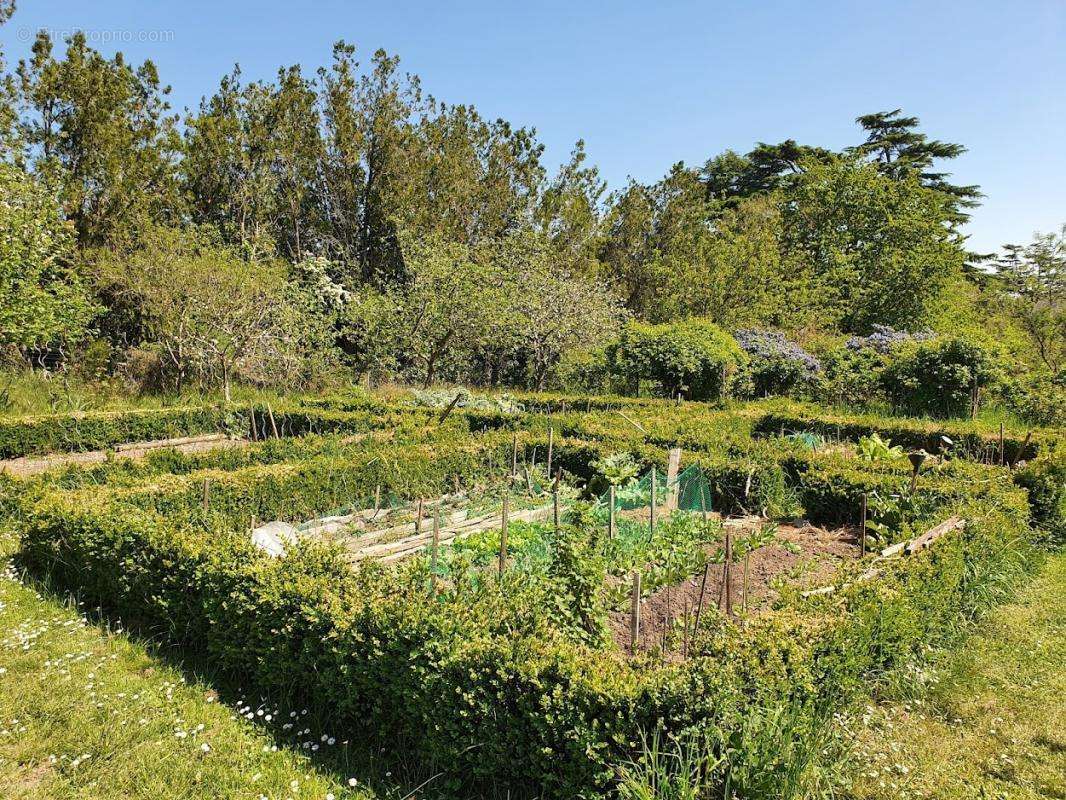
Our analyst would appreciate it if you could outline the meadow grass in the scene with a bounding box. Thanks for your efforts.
[844,552,1066,800]
[0,531,378,800]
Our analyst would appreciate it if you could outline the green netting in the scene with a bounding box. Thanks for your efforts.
[598,464,713,514]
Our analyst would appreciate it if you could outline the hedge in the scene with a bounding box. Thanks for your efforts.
[0,406,240,459]
[753,406,1044,462]
[17,474,1034,798]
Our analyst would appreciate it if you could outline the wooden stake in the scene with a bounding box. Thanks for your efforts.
[665,447,682,511]
[608,485,616,540]
[694,562,710,634]
[649,466,657,540]
[510,433,518,478]
[202,477,211,514]
[373,484,382,517]
[1010,431,1032,469]
[998,423,1005,467]
[499,494,509,576]
[860,492,868,558]
[430,509,440,593]
[553,486,561,535]
[742,551,750,613]
[249,405,258,441]
[724,528,733,618]
[415,498,424,540]
[266,404,280,439]
[630,570,642,655]
[546,426,554,478]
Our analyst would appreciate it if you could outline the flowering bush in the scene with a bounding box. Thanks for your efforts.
[846,324,933,354]
[732,330,821,398]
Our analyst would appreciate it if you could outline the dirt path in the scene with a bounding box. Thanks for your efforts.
[0,433,249,477]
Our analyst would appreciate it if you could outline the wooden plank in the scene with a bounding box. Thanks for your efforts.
[905,516,965,555]
[664,447,682,511]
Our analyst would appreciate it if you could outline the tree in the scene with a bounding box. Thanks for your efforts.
[16,31,181,248]
[780,158,966,332]
[702,140,833,207]
[92,226,307,399]
[492,232,622,389]
[850,109,981,224]
[389,234,506,386]
[994,225,1066,371]
[0,164,96,355]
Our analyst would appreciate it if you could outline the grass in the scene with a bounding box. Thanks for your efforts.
[843,551,1066,800]
[0,532,378,800]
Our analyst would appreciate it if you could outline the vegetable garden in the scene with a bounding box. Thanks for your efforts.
[0,390,1061,798]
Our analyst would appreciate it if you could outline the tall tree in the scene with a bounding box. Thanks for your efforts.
[994,225,1066,371]
[16,31,181,247]
[850,109,981,223]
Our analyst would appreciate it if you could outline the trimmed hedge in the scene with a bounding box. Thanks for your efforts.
[0,406,240,459]
[18,478,1033,798]
[753,406,1043,462]
[9,394,1049,797]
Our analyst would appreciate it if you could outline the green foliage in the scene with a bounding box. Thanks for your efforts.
[6,391,1048,799]
[611,319,745,400]
[882,337,997,418]
[0,165,96,351]
[856,432,904,462]
[996,370,1066,427]
[591,451,641,486]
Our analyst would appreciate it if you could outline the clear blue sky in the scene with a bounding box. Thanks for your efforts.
[2,0,1064,254]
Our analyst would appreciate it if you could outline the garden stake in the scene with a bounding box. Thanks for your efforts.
[553,468,562,534]
[499,493,509,576]
[608,485,616,541]
[546,426,553,478]
[693,562,710,634]
[430,510,440,593]
[860,492,868,558]
[630,571,641,655]
[998,423,1005,466]
[266,403,280,439]
[373,485,381,518]
[511,433,518,478]
[724,528,733,618]
[249,405,258,441]
[415,498,424,540]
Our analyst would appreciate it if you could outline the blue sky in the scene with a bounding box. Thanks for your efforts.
[2,0,1063,254]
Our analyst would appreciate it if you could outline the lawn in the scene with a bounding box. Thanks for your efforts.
[0,533,376,800]
[844,552,1066,800]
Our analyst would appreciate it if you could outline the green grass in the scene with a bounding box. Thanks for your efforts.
[0,540,378,799]
[844,552,1066,800]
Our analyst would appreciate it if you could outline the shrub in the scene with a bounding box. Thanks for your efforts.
[996,371,1066,427]
[816,345,887,407]
[846,324,933,355]
[882,338,997,418]
[610,320,744,401]
[732,330,821,398]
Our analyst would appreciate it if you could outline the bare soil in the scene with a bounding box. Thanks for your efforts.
[608,520,861,654]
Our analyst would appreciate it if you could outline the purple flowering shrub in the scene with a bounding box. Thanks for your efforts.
[732,329,821,397]
[846,324,933,354]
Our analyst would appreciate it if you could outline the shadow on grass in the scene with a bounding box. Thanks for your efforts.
[12,561,538,800]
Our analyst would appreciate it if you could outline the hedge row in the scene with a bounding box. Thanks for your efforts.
[752,405,1046,462]
[18,464,1033,797]
[0,406,242,459]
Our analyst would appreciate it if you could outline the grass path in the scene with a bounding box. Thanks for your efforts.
[845,552,1066,800]
[0,552,376,800]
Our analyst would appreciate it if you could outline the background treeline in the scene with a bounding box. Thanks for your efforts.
[0,11,1062,421]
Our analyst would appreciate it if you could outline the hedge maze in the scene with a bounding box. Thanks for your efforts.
[1,392,1061,797]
